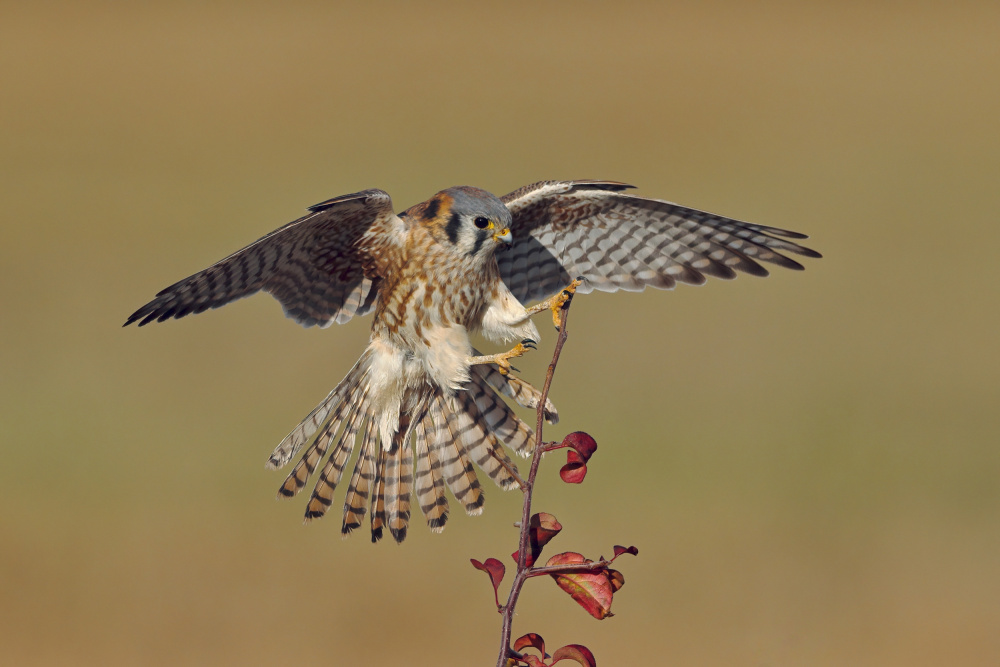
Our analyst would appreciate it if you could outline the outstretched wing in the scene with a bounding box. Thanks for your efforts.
[498,180,821,305]
[124,189,403,328]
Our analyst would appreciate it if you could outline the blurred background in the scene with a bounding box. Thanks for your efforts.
[2,1,998,665]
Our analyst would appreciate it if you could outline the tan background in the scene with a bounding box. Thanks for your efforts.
[2,2,998,665]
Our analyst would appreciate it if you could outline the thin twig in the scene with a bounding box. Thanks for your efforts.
[495,298,574,667]
[524,560,616,578]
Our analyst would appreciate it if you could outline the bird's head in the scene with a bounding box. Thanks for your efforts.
[420,186,513,260]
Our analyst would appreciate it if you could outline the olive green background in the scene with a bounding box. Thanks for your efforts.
[3,2,998,665]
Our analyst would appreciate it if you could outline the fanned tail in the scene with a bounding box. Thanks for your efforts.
[268,348,560,543]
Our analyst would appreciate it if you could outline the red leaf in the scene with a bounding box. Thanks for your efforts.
[533,513,562,542]
[612,545,638,559]
[470,557,506,608]
[562,432,597,461]
[558,433,597,484]
[559,449,588,484]
[519,657,547,667]
[514,513,563,567]
[551,644,597,667]
[513,632,547,658]
[545,552,616,619]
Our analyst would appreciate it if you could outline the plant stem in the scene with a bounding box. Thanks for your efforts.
[496,299,574,667]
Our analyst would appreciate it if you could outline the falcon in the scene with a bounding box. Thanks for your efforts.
[125,180,820,542]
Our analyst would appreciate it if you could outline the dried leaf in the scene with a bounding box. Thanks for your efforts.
[551,644,597,667]
[471,557,506,607]
[546,552,615,620]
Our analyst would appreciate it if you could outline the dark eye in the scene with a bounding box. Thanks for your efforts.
[474,216,490,229]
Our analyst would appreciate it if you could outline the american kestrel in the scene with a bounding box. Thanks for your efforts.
[125,180,820,542]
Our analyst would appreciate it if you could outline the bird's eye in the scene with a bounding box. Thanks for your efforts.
[474,216,491,229]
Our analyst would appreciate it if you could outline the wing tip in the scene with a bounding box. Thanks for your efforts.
[569,179,636,192]
[307,188,389,212]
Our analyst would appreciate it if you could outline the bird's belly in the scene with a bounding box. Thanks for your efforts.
[364,325,471,445]
[384,322,472,392]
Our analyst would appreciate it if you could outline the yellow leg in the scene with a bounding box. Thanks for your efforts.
[524,278,583,329]
[468,339,537,376]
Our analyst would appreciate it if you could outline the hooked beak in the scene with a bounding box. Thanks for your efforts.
[493,228,512,246]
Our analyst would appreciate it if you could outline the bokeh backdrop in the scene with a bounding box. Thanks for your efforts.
[3,2,998,665]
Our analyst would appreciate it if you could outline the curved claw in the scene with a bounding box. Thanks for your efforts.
[551,279,584,329]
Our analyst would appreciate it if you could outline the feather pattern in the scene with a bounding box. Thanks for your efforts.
[413,421,449,532]
[125,190,402,329]
[499,180,821,304]
[341,420,379,536]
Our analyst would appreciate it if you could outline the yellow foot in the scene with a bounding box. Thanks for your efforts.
[549,278,583,329]
[468,339,537,375]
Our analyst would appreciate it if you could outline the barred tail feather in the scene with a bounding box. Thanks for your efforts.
[369,445,387,543]
[467,370,538,457]
[266,352,372,470]
[426,393,485,516]
[383,404,424,543]
[302,397,368,520]
[454,390,520,490]
[277,411,343,499]
[472,363,559,424]
[413,421,449,532]
[341,420,378,536]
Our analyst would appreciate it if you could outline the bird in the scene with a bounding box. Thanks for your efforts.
[125,180,820,543]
